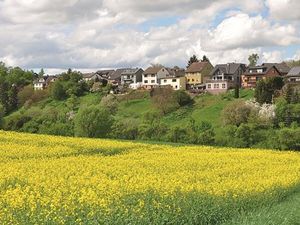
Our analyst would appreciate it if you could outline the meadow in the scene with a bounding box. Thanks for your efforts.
[0,130,299,224]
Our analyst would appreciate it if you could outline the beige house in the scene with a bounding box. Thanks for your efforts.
[160,77,186,90]
[142,66,170,89]
[185,62,214,90]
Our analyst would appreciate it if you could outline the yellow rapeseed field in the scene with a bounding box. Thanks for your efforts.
[0,130,299,224]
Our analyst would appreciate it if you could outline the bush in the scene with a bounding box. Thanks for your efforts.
[222,100,252,126]
[151,87,179,115]
[275,128,300,150]
[51,81,66,100]
[74,106,114,138]
[100,95,119,114]
[17,85,34,106]
[111,119,139,140]
[138,122,169,141]
[174,90,193,107]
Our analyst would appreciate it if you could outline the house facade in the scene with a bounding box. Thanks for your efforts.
[82,73,99,82]
[185,62,214,90]
[160,77,186,90]
[206,63,246,94]
[285,67,300,83]
[108,68,128,86]
[142,66,170,89]
[120,68,144,86]
[241,64,281,88]
[33,76,58,90]
[33,78,47,90]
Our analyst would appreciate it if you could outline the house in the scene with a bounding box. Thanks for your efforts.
[185,62,214,90]
[33,77,47,90]
[82,73,99,82]
[285,67,300,83]
[160,67,186,90]
[108,68,129,86]
[206,63,246,94]
[263,63,291,76]
[142,66,170,89]
[120,68,144,87]
[96,70,115,80]
[33,75,58,90]
[242,64,282,88]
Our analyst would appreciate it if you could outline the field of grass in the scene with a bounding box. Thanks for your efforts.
[0,131,299,224]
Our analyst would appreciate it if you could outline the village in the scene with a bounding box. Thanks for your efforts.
[33,58,300,95]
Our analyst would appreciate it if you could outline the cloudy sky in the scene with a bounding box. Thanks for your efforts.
[0,0,300,74]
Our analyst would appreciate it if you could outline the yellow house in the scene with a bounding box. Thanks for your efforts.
[185,62,214,89]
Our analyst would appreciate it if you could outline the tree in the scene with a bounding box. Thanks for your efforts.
[8,84,18,112]
[187,55,199,68]
[255,77,284,104]
[51,81,66,100]
[248,53,259,66]
[174,90,193,107]
[151,87,179,114]
[0,79,9,114]
[100,95,119,114]
[234,84,240,99]
[38,68,45,78]
[0,104,5,128]
[74,106,114,138]
[222,100,252,126]
[17,85,34,106]
[201,55,210,63]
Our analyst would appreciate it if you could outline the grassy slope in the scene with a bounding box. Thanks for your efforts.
[5,89,254,134]
[222,188,300,225]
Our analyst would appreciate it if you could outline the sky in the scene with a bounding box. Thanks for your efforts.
[0,0,300,74]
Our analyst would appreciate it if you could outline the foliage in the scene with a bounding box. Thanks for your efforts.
[151,87,179,115]
[174,90,193,107]
[255,77,284,104]
[51,81,67,100]
[248,53,259,66]
[187,55,199,68]
[111,119,139,140]
[222,100,252,126]
[100,94,119,114]
[74,106,114,138]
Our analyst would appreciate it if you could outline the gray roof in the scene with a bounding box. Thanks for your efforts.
[210,63,246,76]
[82,73,97,79]
[244,64,280,75]
[287,67,300,77]
[262,63,290,74]
[109,68,129,80]
[121,68,143,76]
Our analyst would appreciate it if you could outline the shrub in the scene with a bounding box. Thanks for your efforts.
[74,106,114,138]
[221,100,252,126]
[174,90,193,107]
[100,95,119,114]
[111,119,139,140]
[51,81,66,100]
[151,87,179,115]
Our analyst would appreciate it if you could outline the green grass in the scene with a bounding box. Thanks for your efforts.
[222,188,300,225]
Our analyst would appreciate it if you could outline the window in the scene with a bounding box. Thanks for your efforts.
[151,74,155,77]
[192,79,195,82]
[151,80,155,83]
[214,84,219,89]
[144,80,148,84]
[207,84,211,89]
[164,80,167,83]
[222,83,226,89]
[172,79,177,82]
[187,79,190,82]
[175,85,178,89]
[144,74,148,78]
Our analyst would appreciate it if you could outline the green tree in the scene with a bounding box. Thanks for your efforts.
[151,87,179,115]
[0,104,5,128]
[51,81,66,100]
[74,106,114,138]
[187,55,199,68]
[201,55,210,63]
[255,77,284,104]
[0,79,9,114]
[234,84,240,99]
[248,53,259,66]
[174,90,193,107]
[222,100,252,126]
[17,85,34,106]
[8,84,18,112]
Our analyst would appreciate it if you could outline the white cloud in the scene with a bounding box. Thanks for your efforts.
[262,51,283,63]
[266,0,300,20]
[202,13,300,51]
[0,0,299,70]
